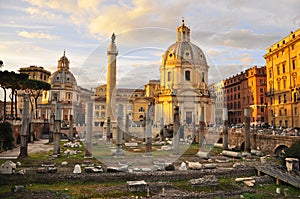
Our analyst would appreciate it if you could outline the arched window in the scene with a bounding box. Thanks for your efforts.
[138,107,144,112]
[185,70,190,81]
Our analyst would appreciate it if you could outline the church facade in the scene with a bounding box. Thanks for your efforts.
[153,20,214,126]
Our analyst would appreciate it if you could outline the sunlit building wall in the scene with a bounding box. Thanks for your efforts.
[264,28,300,128]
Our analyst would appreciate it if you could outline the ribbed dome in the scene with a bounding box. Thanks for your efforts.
[49,70,77,86]
[161,20,207,66]
[162,41,207,65]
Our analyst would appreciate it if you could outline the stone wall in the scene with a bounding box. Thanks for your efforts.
[227,131,300,154]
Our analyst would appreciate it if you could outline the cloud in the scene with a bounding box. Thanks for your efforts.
[25,7,61,20]
[239,53,255,65]
[17,30,59,40]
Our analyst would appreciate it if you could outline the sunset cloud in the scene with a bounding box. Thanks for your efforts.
[17,30,59,40]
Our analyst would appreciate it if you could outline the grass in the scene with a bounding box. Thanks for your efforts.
[2,140,300,198]
[173,177,241,193]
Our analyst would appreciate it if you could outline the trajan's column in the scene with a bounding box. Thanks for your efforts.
[106,33,118,122]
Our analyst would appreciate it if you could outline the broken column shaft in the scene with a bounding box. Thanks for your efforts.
[18,93,29,158]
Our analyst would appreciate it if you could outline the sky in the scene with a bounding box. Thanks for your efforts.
[1,0,300,95]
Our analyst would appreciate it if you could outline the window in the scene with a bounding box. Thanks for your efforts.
[167,72,171,81]
[292,44,295,50]
[292,60,296,70]
[284,109,287,116]
[295,107,298,116]
[294,92,298,102]
[260,97,264,104]
[283,79,286,89]
[261,107,264,112]
[260,88,264,93]
[270,97,273,105]
[277,66,280,75]
[260,79,263,85]
[185,70,190,81]
[269,70,272,78]
[138,107,145,112]
[277,81,280,91]
[279,109,282,116]
[95,105,100,110]
[282,64,285,73]
[283,94,287,103]
[278,95,281,104]
[202,72,205,82]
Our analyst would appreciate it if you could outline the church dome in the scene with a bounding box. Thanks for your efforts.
[161,20,207,66]
[49,70,77,86]
[48,51,77,87]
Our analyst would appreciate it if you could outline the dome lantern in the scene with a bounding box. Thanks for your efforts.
[57,50,70,70]
[176,19,190,42]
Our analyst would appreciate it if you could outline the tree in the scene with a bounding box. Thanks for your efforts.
[0,122,14,150]
[0,71,12,119]
[8,72,28,119]
[0,71,29,119]
[23,79,51,119]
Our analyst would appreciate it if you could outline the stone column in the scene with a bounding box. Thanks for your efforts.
[53,120,61,156]
[68,114,73,141]
[116,104,124,155]
[125,114,129,142]
[222,108,229,150]
[106,33,118,122]
[107,117,111,142]
[192,114,196,143]
[173,105,180,155]
[145,103,153,155]
[18,93,29,158]
[48,113,54,143]
[160,117,164,141]
[199,106,205,150]
[53,102,61,156]
[85,102,93,157]
[244,108,251,152]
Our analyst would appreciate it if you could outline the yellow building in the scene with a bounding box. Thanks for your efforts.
[93,84,153,126]
[264,29,300,128]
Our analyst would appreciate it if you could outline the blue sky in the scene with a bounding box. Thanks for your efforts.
[1,0,300,94]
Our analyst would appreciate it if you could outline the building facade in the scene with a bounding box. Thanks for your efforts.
[224,66,268,126]
[264,29,300,128]
[154,20,214,125]
[208,81,225,125]
[39,52,86,126]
